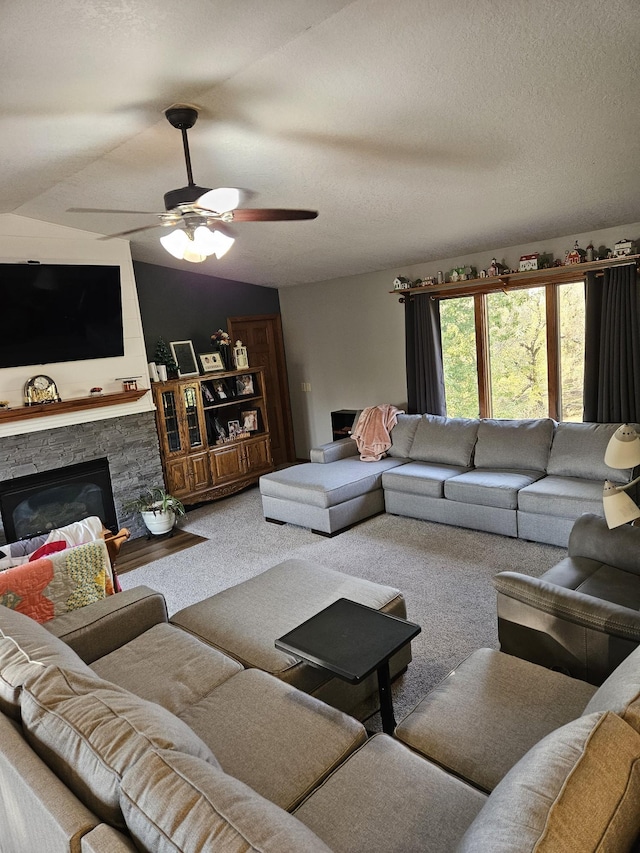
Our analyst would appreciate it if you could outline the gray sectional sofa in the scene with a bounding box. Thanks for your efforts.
[4,574,640,851]
[261,415,633,546]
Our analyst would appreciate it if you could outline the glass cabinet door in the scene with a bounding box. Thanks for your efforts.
[160,390,182,453]
[182,385,204,450]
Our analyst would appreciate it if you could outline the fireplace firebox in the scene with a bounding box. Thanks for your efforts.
[0,458,118,542]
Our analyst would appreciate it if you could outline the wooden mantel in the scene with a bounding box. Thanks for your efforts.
[0,389,149,425]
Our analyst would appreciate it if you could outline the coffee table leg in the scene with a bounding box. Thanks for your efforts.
[377,660,396,734]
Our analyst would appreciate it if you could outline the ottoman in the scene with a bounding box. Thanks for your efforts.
[259,457,406,536]
[170,559,412,719]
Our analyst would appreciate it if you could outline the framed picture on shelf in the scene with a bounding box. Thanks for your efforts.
[236,374,254,396]
[213,417,227,441]
[212,378,231,400]
[227,419,241,439]
[242,410,258,432]
[202,383,216,404]
[199,351,225,373]
[170,341,199,377]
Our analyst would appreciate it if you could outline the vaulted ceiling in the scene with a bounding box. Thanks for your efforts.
[3,0,639,287]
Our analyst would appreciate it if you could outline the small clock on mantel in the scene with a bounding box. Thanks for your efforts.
[24,375,61,406]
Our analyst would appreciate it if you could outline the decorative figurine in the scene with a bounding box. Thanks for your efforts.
[613,239,634,257]
[519,253,539,272]
[565,241,585,265]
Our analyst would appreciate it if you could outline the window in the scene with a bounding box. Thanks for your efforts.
[440,280,584,420]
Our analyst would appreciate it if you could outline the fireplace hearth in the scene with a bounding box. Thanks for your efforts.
[0,458,119,542]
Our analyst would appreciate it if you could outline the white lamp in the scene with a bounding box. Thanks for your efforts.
[160,226,235,263]
[602,424,640,528]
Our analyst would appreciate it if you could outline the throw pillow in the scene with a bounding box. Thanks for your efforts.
[120,748,332,853]
[29,540,67,561]
[0,540,114,624]
[458,711,640,852]
[0,604,94,719]
[20,665,220,829]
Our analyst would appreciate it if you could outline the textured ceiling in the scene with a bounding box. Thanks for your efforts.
[3,0,640,287]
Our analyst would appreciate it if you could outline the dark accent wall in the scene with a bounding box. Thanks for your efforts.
[133,262,281,360]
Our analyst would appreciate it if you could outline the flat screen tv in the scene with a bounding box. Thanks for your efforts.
[0,263,124,368]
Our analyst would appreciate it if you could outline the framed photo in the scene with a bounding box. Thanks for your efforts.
[211,378,231,401]
[170,341,199,377]
[242,409,258,432]
[227,419,241,439]
[213,417,227,441]
[199,351,225,373]
[201,383,216,404]
[236,374,255,396]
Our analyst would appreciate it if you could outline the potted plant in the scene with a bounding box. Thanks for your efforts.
[123,486,186,536]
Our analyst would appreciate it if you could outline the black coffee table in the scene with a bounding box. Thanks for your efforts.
[275,598,421,734]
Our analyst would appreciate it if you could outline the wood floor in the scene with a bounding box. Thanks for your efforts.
[115,529,207,575]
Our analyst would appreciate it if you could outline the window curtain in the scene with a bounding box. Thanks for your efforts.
[404,294,446,415]
[583,264,640,423]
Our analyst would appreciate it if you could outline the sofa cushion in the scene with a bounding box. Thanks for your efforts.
[20,665,219,830]
[548,421,635,484]
[458,711,640,852]
[91,622,243,717]
[584,645,640,729]
[381,461,470,499]
[178,669,367,811]
[0,540,114,624]
[387,413,421,458]
[444,469,544,510]
[395,648,596,792]
[409,414,479,466]
[516,475,605,517]
[120,748,332,853]
[473,418,555,472]
[294,734,487,852]
[0,603,94,719]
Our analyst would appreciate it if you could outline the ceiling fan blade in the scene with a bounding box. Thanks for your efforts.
[195,187,241,213]
[231,208,318,222]
[97,223,163,240]
[67,206,159,215]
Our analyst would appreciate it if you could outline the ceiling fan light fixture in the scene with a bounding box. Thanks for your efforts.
[159,226,234,263]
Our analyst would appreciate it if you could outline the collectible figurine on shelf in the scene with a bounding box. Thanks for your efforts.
[565,241,585,265]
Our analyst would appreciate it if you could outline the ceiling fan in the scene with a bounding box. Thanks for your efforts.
[68,105,318,262]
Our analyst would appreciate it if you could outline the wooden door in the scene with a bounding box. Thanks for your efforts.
[227,314,296,465]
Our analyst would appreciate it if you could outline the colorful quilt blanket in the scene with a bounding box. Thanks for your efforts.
[0,540,114,624]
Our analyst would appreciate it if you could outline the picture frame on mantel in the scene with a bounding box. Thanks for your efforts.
[199,351,225,373]
[170,341,199,377]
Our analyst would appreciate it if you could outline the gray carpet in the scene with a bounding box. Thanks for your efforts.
[119,485,565,726]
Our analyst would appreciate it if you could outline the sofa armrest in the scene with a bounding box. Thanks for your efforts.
[81,824,138,851]
[568,513,640,575]
[44,585,168,663]
[310,437,359,463]
[493,571,640,642]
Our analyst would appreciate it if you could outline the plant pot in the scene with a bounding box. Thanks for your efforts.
[141,507,176,536]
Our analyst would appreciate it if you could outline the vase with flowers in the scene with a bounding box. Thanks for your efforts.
[211,329,232,370]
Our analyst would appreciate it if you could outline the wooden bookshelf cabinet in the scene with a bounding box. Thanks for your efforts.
[151,366,273,504]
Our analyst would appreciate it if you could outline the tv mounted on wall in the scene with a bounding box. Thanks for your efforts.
[0,263,124,369]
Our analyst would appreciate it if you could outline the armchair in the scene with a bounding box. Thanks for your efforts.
[494,513,640,685]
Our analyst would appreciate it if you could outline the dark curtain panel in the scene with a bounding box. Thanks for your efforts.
[584,264,640,422]
[405,294,446,415]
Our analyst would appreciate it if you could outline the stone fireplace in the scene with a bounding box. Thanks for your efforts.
[0,411,163,543]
